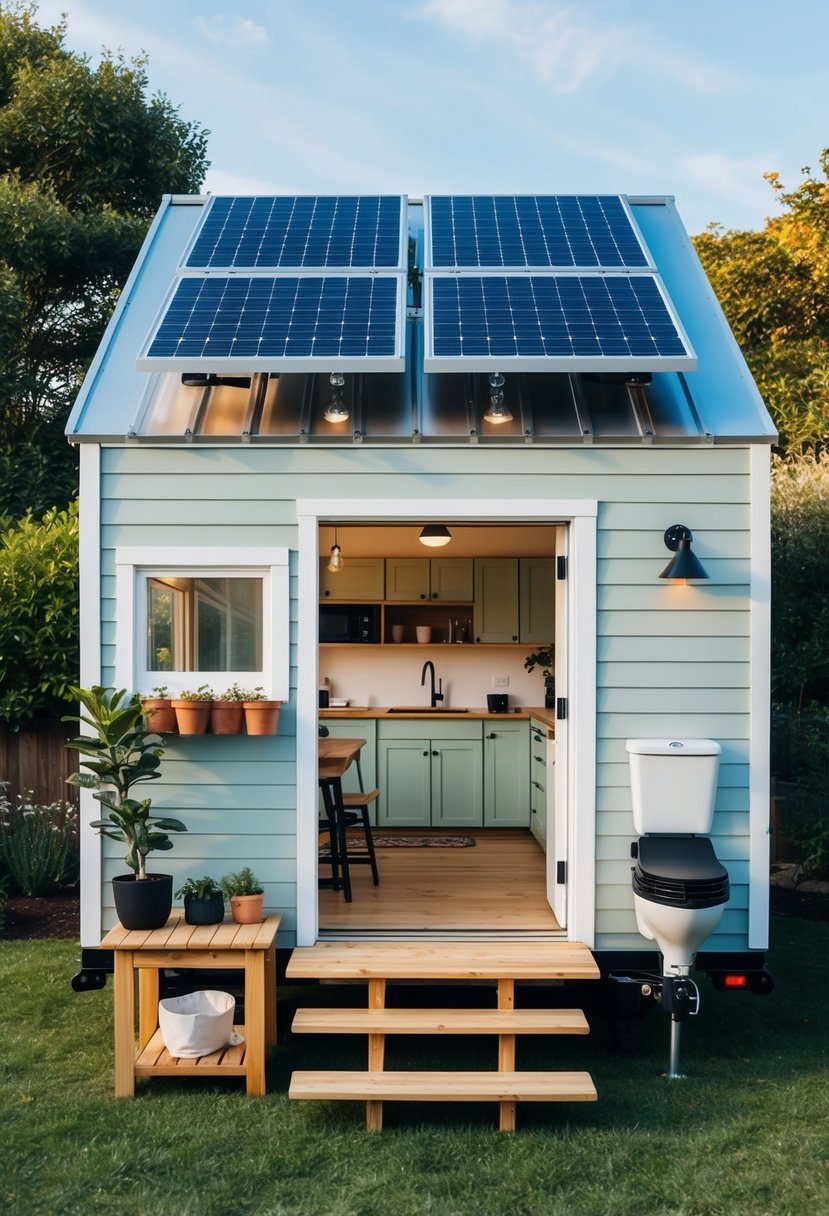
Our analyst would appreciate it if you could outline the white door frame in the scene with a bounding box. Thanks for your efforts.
[295,498,597,947]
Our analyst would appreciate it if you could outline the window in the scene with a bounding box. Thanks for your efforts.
[115,547,289,698]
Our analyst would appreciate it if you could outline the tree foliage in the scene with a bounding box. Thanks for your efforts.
[694,153,829,454]
[0,2,209,517]
[0,500,78,728]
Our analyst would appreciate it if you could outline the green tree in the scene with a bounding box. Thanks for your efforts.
[0,2,209,517]
[0,501,78,728]
[694,154,829,454]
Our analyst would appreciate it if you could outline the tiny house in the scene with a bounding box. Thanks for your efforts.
[67,193,776,1024]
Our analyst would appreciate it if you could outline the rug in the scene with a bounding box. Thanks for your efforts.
[321,834,475,853]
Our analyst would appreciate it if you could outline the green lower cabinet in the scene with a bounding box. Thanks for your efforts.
[377,734,483,828]
[320,719,378,823]
[483,720,530,827]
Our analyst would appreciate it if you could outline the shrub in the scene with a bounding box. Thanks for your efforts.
[0,783,79,896]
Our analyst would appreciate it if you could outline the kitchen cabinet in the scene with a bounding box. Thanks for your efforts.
[385,557,473,602]
[529,719,549,847]
[319,719,378,822]
[377,719,483,828]
[473,558,519,643]
[519,557,555,645]
[483,719,529,827]
[319,557,384,600]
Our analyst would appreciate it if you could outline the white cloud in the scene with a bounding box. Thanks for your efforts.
[196,15,269,48]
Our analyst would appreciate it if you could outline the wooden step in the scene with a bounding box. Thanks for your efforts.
[289,1069,597,1103]
[292,1007,589,1035]
[287,940,600,982]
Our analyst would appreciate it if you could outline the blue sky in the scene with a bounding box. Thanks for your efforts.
[32,0,829,235]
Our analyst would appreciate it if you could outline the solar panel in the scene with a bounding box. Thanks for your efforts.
[184,195,406,270]
[424,274,695,372]
[426,195,651,270]
[138,274,404,372]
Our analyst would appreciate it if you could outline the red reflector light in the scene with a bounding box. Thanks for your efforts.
[724,974,749,989]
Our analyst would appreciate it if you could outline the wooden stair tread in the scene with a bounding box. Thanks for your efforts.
[289,1070,597,1102]
[292,1007,589,1035]
[287,940,599,981]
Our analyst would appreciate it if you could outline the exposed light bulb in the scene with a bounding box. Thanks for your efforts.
[485,372,512,424]
[327,527,344,572]
[324,371,349,423]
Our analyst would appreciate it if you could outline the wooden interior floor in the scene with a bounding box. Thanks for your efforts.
[318,829,561,935]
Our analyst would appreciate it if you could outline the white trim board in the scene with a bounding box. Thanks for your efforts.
[78,445,102,948]
[748,445,771,950]
[295,497,598,948]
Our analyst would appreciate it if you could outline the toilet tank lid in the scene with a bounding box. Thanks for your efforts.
[626,739,721,756]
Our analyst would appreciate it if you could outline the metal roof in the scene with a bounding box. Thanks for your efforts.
[65,194,777,446]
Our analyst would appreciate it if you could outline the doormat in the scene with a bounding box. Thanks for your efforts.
[371,835,475,848]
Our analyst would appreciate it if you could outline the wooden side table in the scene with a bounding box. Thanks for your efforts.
[101,913,280,1098]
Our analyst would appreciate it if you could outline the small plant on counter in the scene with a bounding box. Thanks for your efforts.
[221,865,265,924]
[524,646,555,707]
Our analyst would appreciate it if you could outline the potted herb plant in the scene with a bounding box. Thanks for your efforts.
[210,683,246,735]
[241,687,282,736]
[220,866,265,924]
[171,685,213,735]
[140,685,178,734]
[65,686,187,929]
[524,646,555,708]
[175,875,225,925]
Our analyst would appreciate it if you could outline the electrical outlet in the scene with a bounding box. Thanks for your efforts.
[492,675,510,688]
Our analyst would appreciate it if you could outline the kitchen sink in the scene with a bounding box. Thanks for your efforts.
[386,706,469,713]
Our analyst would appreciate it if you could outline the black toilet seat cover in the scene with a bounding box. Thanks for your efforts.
[633,835,730,908]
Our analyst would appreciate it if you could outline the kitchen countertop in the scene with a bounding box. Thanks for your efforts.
[320,706,557,729]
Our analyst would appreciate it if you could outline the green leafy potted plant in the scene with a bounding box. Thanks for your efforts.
[210,683,246,735]
[140,684,178,734]
[171,685,213,735]
[175,875,225,925]
[524,646,555,708]
[65,686,187,929]
[220,866,265,924]
[241,686,282,736]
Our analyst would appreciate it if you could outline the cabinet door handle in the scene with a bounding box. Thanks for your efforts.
[423,750,429,757]
[420,593,426,599]
[432,750,438,756]
[431,593,438,599]
[512,634,518,642]
[486,732,496,739]
[534,754,546,764]
[532,780,544,791]
[323,589,331,597]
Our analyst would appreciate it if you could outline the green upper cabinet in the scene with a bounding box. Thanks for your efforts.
[319,557,385,600]
[385,557,473,602]
[519,557,555,644]
[473,558,519,643]
[483,720,529,827]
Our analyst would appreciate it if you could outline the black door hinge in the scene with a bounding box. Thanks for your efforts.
[556,860,567,884]
[556,555,567,580]
[556,697,568,720]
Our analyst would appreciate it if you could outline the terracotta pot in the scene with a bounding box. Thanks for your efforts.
[141,698,178,734]
[209,702,244,734]
[171,700,212,735]
[112,873,173,930]
[243,701,281,736]
[229,892,264,924]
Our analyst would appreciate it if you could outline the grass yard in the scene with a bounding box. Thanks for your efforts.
[1,916,827,1216]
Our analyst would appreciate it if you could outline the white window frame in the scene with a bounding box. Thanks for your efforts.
[114,546,290,699]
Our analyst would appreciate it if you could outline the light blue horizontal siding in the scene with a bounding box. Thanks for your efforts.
[96,442,756,952]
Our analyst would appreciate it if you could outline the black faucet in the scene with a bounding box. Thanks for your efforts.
[421,660,444,708]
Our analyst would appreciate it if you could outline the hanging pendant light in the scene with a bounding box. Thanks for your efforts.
[324,372,349,423]
[327,526,344,572]
[484,372,512,424]
[419,525,452,547]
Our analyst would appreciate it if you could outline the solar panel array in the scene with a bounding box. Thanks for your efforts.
[423,194,694,372]
[139,195,407,371]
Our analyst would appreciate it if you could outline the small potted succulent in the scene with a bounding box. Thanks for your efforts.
[241,687,282,736]
[171,685,213,735]
[210,683,247,735]
[220,866,265,924]
[175,875,225,925]
[140,685,178,734]
[524,646,555,708]
[65,686,187,929]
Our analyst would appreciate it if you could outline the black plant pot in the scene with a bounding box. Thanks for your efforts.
[112,873,173,930]
[545,692,556,709]
[183,892,225,926]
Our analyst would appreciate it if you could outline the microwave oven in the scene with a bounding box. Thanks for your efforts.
[319,603,381,644]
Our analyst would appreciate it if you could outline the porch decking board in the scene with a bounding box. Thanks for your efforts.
[287,940,600,981]
[319,828,559,933]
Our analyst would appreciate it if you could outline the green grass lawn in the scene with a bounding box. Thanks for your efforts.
[1,916,827,1216]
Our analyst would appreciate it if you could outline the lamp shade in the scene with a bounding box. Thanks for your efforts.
[419,525,452,547]
[659,525,709,580]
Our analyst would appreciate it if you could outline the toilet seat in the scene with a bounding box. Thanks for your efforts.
[632,836,729,910]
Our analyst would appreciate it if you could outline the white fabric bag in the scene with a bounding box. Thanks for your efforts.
[158,990,244,1058]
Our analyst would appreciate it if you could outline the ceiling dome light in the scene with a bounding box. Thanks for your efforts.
[419,525,452,547]
[484,372,512,425]
[324,371,349,423]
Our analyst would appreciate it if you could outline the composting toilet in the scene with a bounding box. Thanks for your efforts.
[627,739,730,976]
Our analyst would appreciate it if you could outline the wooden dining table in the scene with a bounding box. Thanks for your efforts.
[319,736,366,903]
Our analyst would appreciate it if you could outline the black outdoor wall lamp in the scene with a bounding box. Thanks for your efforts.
[659,524,709,582]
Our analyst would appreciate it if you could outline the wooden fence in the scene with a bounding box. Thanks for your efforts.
[0,720,78,807]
